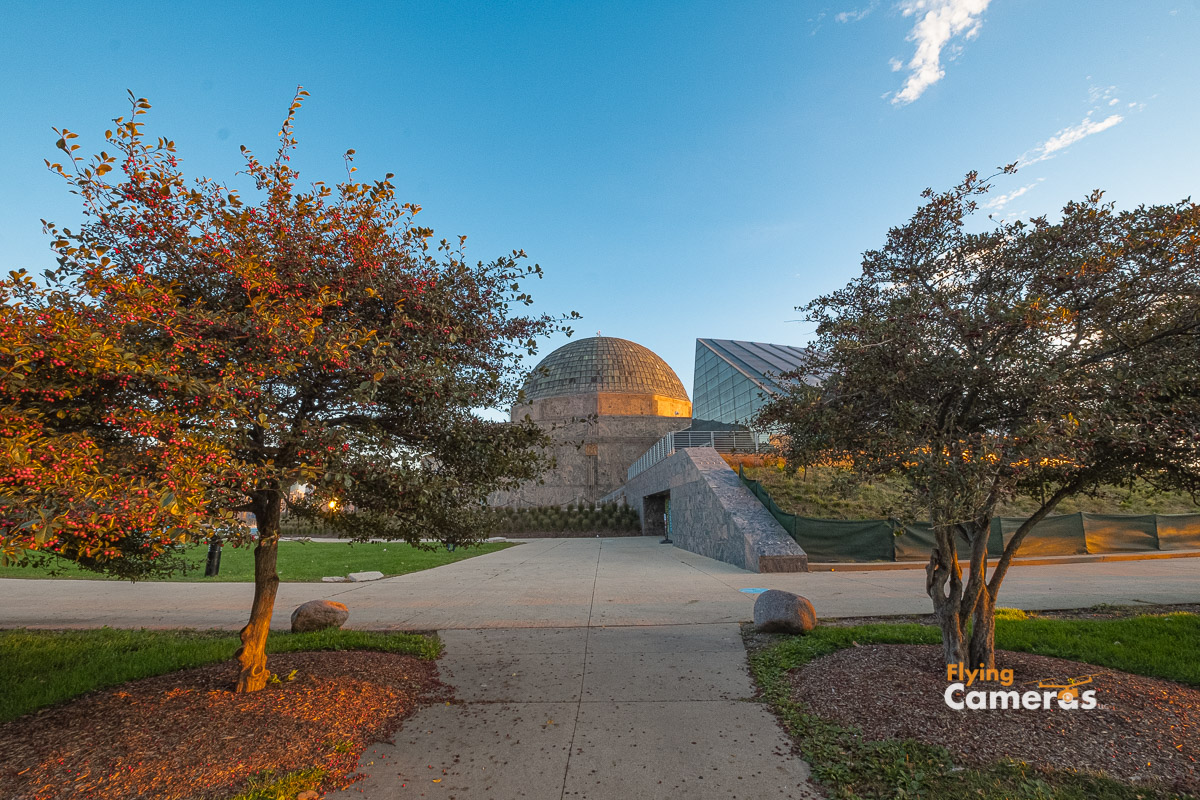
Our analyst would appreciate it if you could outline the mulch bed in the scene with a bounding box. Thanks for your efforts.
[790,644,1198,792]
[0,651,447,800]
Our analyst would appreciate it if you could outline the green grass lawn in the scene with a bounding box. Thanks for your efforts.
[0,540,517,583]
[231,767,330,800]
[0,627,441,723]
[750,610,1199,800]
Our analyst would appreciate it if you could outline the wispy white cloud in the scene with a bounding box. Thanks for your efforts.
[1087,84,1119,105]
[836,2,878,23]
[808,10,827,36]
[983,179,1043,210]
[1022,114,1124,165]
[888,57,904,72]
[1004,86,1142,170]
[892,0,991,106]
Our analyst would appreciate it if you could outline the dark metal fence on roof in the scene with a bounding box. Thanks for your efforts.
[626,430,762,480]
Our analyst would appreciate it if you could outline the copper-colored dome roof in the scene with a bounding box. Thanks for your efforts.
[522,337,689,402]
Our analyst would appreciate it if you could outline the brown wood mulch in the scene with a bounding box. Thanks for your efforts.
[0,652,447,800]
[790,644,1199,793]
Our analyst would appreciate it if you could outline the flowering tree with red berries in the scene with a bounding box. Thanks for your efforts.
[0,90,572,691]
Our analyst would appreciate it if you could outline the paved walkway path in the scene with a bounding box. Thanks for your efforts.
[327,624,817,799]
[0,537,1196,630]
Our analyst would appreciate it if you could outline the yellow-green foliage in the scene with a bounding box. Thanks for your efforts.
[742,465,911,520]
[743,465,1199,520]
[229,768,327,800]
[994,607,1028,621]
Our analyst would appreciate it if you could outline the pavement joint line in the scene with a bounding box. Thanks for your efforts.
[321,582,383,599]
[321,541,571,628]
[394,539,573,615]
[835,574,919,591]
[559,539,603,800]
[382,611,423,630]
[573,697,760,704]
[315,539,562,600]
[455,698,757,705]
[674,555,757,595]
[479,538,568,580]
[432,620,748,631]
[675,553,765,585]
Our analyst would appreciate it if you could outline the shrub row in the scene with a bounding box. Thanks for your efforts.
[486,502,640,534]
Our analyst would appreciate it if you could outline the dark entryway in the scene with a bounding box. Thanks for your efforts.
[642,491,669,538]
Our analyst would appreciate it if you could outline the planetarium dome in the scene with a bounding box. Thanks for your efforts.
[521,336,690,403]
[497,336,692,508]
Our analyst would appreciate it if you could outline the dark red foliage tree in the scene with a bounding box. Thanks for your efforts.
[758,169,1200,667]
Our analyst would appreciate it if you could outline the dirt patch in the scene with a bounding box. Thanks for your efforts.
[790,644,1198,792]
[0,651,447,800]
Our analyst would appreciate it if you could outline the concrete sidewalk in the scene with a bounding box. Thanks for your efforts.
[326,624,818,800]
[3,536,1196,800]
[0,537,1196,631]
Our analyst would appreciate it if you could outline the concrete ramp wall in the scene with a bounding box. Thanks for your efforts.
[605,447,808,573]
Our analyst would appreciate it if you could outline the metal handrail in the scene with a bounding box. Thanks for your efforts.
[627,430,762,480]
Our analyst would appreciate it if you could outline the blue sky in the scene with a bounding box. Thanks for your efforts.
[3,1,1198,416]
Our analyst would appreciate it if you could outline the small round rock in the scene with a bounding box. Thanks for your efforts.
[753,589,817,634]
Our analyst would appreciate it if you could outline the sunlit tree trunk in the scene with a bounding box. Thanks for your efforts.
[236,493,281,693]
[961,519,995,670]
[967,483,1077,672]
[968,587,997,670]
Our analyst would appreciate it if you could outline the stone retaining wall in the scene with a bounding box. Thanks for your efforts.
[604,447,808,572]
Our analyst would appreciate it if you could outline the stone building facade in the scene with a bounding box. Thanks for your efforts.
[492,336,692,507]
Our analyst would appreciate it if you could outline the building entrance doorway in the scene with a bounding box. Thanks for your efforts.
[642,491,671,542]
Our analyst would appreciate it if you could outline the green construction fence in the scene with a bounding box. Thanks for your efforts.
[738,466,1200,563]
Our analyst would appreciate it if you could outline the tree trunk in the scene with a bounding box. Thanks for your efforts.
[962,521,994,670]
[925,534,967,665]
[968,588,996,670]
[934,599,967,664]
[236,495,281,693]
[973,480,1080,674]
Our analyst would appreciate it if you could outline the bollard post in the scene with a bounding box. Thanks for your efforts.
[204,536,222,577]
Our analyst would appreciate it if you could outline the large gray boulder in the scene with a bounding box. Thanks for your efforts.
[753,590,817,634]
[290,599,349,633]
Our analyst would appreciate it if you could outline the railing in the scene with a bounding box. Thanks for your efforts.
[627,430,763,480]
